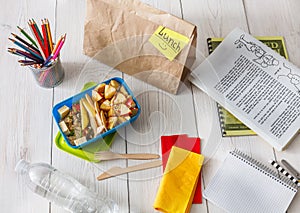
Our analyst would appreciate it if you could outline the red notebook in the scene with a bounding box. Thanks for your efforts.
[161,134,202,204]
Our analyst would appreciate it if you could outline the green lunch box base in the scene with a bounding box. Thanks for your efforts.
[54,132,116,162]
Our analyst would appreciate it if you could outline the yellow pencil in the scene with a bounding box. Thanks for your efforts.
[45,19,54,52]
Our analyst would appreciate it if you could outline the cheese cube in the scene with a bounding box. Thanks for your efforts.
[74,136,87,146]
[58,105,70,119]
[59,121,70,135]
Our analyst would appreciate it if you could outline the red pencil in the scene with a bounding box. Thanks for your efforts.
[28,20,46,60]
[32,19,44,45]
[41,19,49,57]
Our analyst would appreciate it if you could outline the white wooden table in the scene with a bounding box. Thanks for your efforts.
[1,0,299,212]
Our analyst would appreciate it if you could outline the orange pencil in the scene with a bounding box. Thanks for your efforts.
[52,35,64,55]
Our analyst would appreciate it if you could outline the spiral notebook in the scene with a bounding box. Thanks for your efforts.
[203,150,298,213]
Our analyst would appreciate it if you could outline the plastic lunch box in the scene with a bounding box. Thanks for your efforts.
[52,77,141,148]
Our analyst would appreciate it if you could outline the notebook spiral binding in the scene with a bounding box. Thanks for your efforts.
[231,149,298,192]
[216,103,226,136]
[207,38,213,54]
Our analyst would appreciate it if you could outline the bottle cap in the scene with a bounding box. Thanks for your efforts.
[15,159,30,173]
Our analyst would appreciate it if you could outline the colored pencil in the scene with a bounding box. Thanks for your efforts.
[31,19,44,45]
[45,19,54,51]
[9,38,43,60]
[9,37,41,57]
[8,49,23,57]
[52,34,66,60]
[52,35,64,55]
[43,34,65,66]
[8,48,43,63]
[18,59,36,63]
[17,26,38,48]
[11,33,40,53]
[20,61,37,66]
[13,48,43,62]
[9,18,66,80]
[41,19,50,57]
[28,20,46,60]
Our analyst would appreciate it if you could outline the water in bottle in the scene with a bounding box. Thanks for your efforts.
[15,159,118,213]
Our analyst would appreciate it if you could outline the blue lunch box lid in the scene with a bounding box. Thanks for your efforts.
[52,77,141,148]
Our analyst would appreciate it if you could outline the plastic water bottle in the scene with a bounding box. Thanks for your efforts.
[15,160,118,213]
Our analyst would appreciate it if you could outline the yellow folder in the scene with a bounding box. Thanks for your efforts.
[153,146,204,213]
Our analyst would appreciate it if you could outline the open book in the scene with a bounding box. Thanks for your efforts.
[190,28,300,151]
[207,36,289,137]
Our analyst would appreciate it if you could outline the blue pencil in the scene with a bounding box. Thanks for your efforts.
[9,38,43,61]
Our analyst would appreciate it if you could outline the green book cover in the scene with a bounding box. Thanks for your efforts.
[207,36,288,136]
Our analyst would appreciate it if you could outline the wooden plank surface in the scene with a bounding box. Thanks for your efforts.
[52,0,128,212]
[0,0,299,212]
[0,0,55,212]
[244,1,300,211]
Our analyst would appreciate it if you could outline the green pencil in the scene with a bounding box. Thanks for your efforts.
[17,26,38,48]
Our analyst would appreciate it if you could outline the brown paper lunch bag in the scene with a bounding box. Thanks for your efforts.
[83,0,197,94]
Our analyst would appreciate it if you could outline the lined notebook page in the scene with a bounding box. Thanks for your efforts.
[203,151,297,213]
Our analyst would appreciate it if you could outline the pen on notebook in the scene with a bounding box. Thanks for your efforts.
[269,160,300,187]
[17,26,38,48]
[9,38,43,60]
[281,159,300,180]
